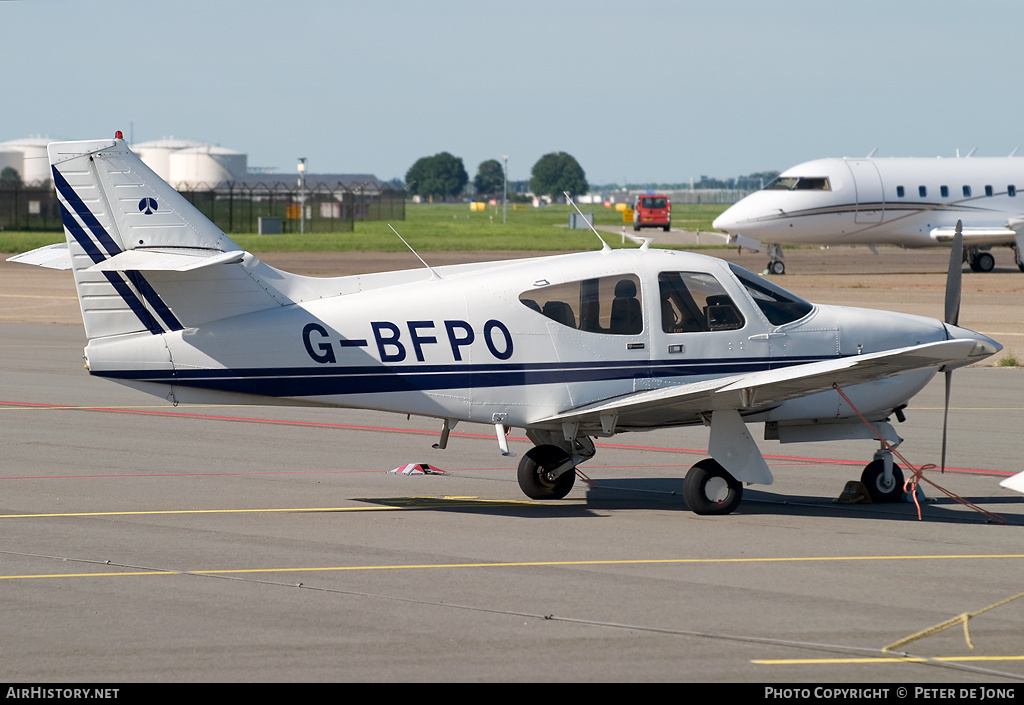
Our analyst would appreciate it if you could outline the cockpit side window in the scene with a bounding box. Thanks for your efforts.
[728,263,813,326]
[659,272,744,332]
[764,176,830,191]
[520,274,643,335]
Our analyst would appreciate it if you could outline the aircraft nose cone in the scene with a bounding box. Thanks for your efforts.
[712,211,736,233]
[944,323,1002,359]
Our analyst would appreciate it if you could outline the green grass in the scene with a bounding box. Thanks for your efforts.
[0,202,732,254]
[997,349,1020,367]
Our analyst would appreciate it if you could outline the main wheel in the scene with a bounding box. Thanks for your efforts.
[517,445,576,499]
[860,459,905,503]
[768,260,786,275]
[975,251,995,272]
[683,459,743,515]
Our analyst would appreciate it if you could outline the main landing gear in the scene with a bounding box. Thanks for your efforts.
[766,243,785,275]
[516,432,595,500]
[683,459,743,515]
[966,247,995,273]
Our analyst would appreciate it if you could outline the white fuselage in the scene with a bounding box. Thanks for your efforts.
[81,248,964,435]
[713,156,1024,248]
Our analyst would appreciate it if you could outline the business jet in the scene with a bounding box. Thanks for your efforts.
[8,135,1013,516]
[713,153,1024,275]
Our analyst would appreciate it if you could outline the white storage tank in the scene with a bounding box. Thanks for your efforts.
[168,145,247,189]
[133,138,204,182]
[0,137,51,184]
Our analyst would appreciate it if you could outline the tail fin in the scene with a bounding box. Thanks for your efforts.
[39,137,278,339]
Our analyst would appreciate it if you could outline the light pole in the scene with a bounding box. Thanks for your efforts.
[502,155,509,224]
[297,158,307,235]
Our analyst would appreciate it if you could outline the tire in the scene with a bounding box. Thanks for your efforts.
[860,459,905,503]
[663,223,670,232]
[769,260,786,275]
[683,459,743,515]
[517,445,576,499]
[975,252,995,272]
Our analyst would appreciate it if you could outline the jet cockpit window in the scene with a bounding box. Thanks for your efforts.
[764,176,830,191]
[658,272,744,333]
[520,274,643,335]
[728,264,813,326]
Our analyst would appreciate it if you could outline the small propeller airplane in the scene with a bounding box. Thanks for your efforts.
[8,135,1016,514]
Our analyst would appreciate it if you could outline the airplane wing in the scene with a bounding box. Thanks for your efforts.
[533,339,981,429]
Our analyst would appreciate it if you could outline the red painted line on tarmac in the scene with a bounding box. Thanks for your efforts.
[1,400,1011,479]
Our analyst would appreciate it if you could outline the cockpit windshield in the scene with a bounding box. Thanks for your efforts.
[764,176,830,191]
[728,264,813,326]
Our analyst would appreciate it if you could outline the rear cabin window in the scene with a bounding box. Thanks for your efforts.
[963,185,972,197]
[659,272,744,333]
[728,264,813,326]
[520,274,643,335]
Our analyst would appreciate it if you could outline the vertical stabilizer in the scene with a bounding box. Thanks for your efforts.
[48,137,273,339]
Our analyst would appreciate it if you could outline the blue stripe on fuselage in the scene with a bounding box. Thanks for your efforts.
[92,355,827,398]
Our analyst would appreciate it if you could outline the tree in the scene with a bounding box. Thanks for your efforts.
[474,159,504,197]
[405,152,468,200]
[530,152,588,200]
[0,167,22,186]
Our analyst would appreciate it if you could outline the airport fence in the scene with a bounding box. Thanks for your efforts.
[0,179,406,234]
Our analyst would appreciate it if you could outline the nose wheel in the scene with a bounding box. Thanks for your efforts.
[860,458,905,503]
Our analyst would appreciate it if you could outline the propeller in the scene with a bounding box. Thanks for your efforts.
[940,220,963,473]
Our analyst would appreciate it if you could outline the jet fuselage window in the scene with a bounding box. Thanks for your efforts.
[728,263,813,326]
[1010,185,1017,197]
[941,185,949,198]
[520,273,643,335]
[918,186,927,198]
[963,185,972,197]
[658,271,744,333]
[986,185,994,197]
[764,176,830,191]
[896,186,905,198]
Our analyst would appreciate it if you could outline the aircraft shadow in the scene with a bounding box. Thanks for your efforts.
[585,478,1024,525]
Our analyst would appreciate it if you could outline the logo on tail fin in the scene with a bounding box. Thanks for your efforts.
[139,197,158,215]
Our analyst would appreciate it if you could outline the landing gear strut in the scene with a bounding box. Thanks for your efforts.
[766,243,785,275]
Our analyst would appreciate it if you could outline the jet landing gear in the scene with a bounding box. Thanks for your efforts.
[683,459,743,515]
[967,247,995,273]
[766,243,786,275]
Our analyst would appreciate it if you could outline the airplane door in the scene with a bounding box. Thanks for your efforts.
[845,160,884,224]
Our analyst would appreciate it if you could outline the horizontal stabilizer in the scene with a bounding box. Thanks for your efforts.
[85,247,245,273]
[7,243,72,270]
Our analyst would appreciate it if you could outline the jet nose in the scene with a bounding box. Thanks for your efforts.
[712,209,738,233]
[943,323,1002,361]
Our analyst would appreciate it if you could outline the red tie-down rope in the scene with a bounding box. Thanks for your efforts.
[832,383,1005,524]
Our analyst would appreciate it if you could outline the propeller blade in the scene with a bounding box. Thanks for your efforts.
[945,219,963,326]
[940,368,952,473]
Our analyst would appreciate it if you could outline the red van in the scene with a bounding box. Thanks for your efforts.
[633,194,671,231]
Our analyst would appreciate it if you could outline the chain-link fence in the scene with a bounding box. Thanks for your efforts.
[0,179,405,233]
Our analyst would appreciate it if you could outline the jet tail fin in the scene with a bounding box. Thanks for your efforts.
[16,136,284,339]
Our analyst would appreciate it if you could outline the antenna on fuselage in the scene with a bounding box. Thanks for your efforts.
[866,147,878,158]
[388,224,442,280]
[1010,147,1020,157]
[564,191,614,252]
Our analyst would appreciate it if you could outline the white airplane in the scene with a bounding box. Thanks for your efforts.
[9,136,1015,515]
[713,153,1024,275]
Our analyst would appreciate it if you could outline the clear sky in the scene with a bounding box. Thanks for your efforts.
[5,0,1023,186]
